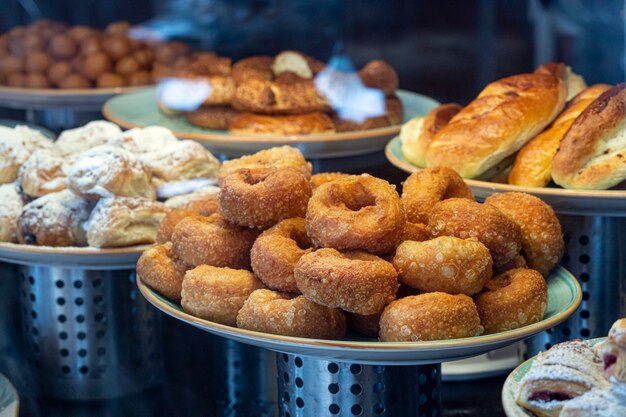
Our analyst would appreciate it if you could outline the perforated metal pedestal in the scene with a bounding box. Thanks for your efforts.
[277,354,441,417]
[18,266,163,400]
[526,215,626,356]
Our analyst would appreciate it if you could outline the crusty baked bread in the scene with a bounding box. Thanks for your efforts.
[400,103,462,168]
[229,112,335,135]
[535,62,587,101]
[509,84,611,187]
[85,196,169,247]
[552,83,626,189]
[425,72,567,178]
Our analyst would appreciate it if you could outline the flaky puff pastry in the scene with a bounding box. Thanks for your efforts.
[68,145,155,199]
[509,84,611,187]
[141,140,220,184]
[0,183,23,242]
[18,148,71,197]
[603,318,626,383]
[85,197,169,248]
[181,265,264,326]
[137,242,189,302]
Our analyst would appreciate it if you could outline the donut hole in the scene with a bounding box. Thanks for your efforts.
[289,229,312,251]
[484,275,512,291]
[332,186,376,212]
[240,169,269,186]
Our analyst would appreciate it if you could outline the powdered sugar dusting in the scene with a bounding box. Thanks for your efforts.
[0,183,24,242]
[18,148,72,196]
[54,120,122,156]
[107,125,178,154]
[141,140,220,181]
[560,385,626,416]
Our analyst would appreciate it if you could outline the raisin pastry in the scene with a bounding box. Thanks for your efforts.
[18,148,72,198]
[517,340,609,417]
[17,189,94,246]
[68,145,155,199]
[0,125,52,184]
[53,120,122,156]
[85,196,169,248]
[0,183,24,242]
[559,386,626,417]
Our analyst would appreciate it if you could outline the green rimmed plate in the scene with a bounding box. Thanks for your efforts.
[138,265,581,365]
[103,87,439,158]
[385,136,626,216]
[501,338,606,417]
[0,374,18,417]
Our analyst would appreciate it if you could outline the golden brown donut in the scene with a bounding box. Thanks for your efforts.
[393,236,492,296]
[493,254,527,276]
[218,146,312,183]
[473,268,548,334]
[236,289,346,339]
[250,218,312,293]
[156,194,219,243]
[185,106,239,130]
[484,192,564,276]
[401,221,430,242]
[294,248,398,315]
[310,172,352,190]
[181,265,264,326]
[347,312,381,338]
[379,292,483,342]
[229,112,335,135]
[219,167,312,230]
[357,60,399,96]
[427,198,522,268]
[332,96,403,132]
[136,242,189,302]
[401,166,474,224]
[171,214,258,269]
[306,174,405,255]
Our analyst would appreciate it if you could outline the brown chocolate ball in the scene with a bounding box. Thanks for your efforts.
[47,61,72,86]
[6,72,26,87]
[0,55,23,74]
[154,44,177,65]
[49,34,78,59]
[82,52,112,80]
[68,25,95,42]
[58,72,90,89]
[80,36,102,55]
[96,72,125,88]
[25,51,51,73]
[115,56,140,76]
[127,70,151,86]
[23,33,44,51]
[105,21,130,35]
[102,35,131,61]
[24,73,50,88]
[133,49,154,69]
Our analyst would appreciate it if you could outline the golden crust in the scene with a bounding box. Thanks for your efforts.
[136,242,189,302]
[393,237,492,296]
[156,194,219,243]
[425,73,567,178]
[401,221,430,242]
[473,268,548,334]
[170,214,258,269]
[379,292,483,342]
[332,96,403,132]
[250,218,312,293]
[427,198,522,268]
[310,172,352,191]
[185,106,239,130]
[485,192,563,276]
[229,112,335,135]
[400,103,462,168]
[181,265,264,326]
[236,289,346,339]
[401,166,474,224]
[347,312,381,338]
[218,167,312,230]
[509,84,611,187]
[552,83,626,189]
[357,60,399,96]
[294,248,398,315]
[173,54,234,105]
[218,146,312,182]
[306,174,405,255]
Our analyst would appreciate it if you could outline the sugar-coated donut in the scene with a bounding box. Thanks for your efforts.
[294,248,398,315]
[473,268,548,334]
[137,242,189,302]
[401,221,430,242]
[401,167,474,224]
[171,214,257,269]
[156,194,219,244]
[393,236,492,296]
[236,289,346,339]
[310,172,352,190]
[427,198,522,268]
[219,167,312,230]
[250,218,312,293]
[347,312,381,338]
[181,265,264,326]
[218,146,312,182]
[379,292,483,342]
[485,192,564,277]
[306,174,405,255]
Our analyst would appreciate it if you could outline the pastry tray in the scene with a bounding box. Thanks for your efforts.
[138,266,581,365]
[0,242,148,270]
[386,136,626,217]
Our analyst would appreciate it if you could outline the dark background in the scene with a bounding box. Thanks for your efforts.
[0,0,624,104]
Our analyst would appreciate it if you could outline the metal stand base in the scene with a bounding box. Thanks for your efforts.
[277,354,441,417]
[18,267,163,400]
[527,215,626,356]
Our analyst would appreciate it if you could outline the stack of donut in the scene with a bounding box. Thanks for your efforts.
[0,121,221,247]
[138,146,564,342]
[165,50,403,135]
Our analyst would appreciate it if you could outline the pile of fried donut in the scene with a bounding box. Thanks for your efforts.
[161,50,403,135]
[137,146,564,342]
[0,19,194,89]
[0,120,220,247]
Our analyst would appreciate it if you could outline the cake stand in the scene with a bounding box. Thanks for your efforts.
[138,266,580,416]
[386,136,626,358]
[0,243,162,400]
